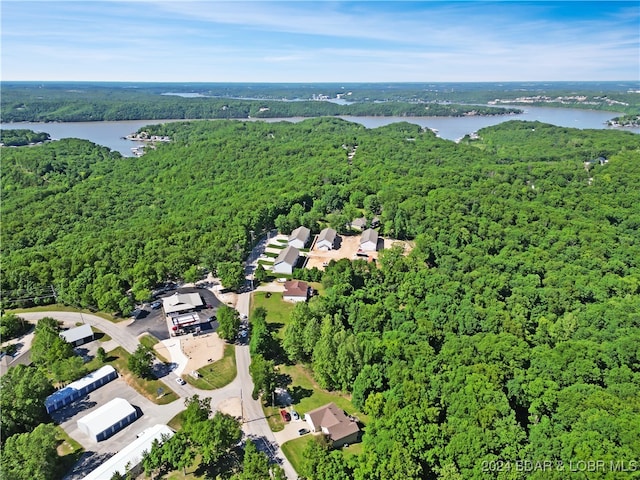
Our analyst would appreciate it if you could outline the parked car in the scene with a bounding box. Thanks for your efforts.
[151,301,162,309]
[291,410,300,421]
[176,377,186,385]
[298,428,309,436]
[280,409,291,422]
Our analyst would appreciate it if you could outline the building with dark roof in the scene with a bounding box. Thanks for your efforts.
[283,280,309,302]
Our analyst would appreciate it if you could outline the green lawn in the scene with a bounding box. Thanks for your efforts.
[139,333,171,363]
[281,436,315,475]
[86,346,179,404]
[279,363,368,425]
[185,343,237,390]
[267,243,287,249]
[251,291,296,339]
[56,425,84,472]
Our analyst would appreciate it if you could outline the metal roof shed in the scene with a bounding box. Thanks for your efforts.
[59,324,94,346]
[77,397,138,442]
[45,365,118,414]
[84,424,174,480]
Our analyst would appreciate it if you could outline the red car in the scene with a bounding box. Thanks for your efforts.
[280,409,291,422]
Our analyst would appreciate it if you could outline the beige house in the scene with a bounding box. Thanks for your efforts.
[304,402,360,447]
[273,245,300,275]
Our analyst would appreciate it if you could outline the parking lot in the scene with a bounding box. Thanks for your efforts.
[127,286,222,340]
[55,375,184,479]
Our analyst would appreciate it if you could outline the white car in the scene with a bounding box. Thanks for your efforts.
[176,377,186,385]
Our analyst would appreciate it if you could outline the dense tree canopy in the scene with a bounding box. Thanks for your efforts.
[1,116,639,478]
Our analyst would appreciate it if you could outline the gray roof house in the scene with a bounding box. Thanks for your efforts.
[272,245,300,275]
[360,228,379,251]
[288,226,311,249]
[316,228,337,251]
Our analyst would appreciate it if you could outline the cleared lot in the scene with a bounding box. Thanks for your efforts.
[306,234,410,270]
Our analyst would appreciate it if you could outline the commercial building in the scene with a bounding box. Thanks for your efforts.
[77,397,138,442]
[59,324,94,347]
[45,365,118,414]
[84,424,174,480]
[163,292,204,334]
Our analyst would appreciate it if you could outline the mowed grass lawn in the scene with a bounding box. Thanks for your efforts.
[280,363,368,424]
[251,291,295,339]
[85,346,179,405]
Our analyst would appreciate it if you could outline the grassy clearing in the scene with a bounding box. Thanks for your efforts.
[90,327,111,342]
[279,364,368,424]
[267,243,287,249]
[251,291,295,339]
[185,343,237,390]
[86,346,179,404]
[56,425,84,474]
[281,436,314,474]
[9,304,118,322]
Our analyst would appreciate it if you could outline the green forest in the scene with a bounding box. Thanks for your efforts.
[2,118,640,478]
[0,83,523,122]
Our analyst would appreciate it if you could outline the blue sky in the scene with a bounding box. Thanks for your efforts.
[2,1,638,82]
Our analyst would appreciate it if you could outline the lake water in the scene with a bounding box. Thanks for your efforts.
[1,107,637,156]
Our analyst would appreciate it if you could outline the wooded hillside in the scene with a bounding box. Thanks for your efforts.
[2,119,639,478]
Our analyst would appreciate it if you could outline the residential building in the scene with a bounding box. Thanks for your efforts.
[360,228,379,251]
[304,402,360,448]
[272,246,300,275]
[283,280,309,302]
[316,228,337,251]
[288,226,311,249]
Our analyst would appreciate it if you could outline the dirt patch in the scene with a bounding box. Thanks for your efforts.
[153,342,172,363]
[216,397,242,419]
[305,234,412,270]
[181,333,225,373]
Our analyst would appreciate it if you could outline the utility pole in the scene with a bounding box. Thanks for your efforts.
[241,389,244,423]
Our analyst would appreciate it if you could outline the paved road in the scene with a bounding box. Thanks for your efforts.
[17,232,298,479]
[20,304,297,477]
[235,292,298,479]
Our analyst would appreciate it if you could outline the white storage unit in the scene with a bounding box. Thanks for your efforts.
[77,397,138,442]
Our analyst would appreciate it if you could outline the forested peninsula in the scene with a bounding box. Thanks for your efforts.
[1,83,522,122]
[2,117,640,478]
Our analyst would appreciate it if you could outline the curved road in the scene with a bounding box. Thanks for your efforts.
[20,293,297,479]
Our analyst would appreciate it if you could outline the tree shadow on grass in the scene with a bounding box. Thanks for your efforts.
[289,385,313,404]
